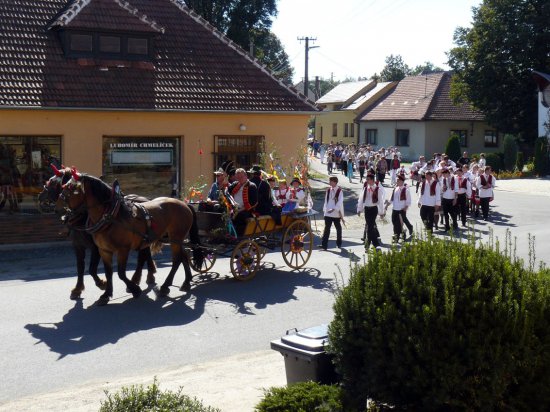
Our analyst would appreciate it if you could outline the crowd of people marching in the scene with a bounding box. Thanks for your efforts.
[315,141,497,251]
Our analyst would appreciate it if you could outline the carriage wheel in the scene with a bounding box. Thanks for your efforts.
[281,220,313,269]
[189,248,217,273]
[230,239,261,281]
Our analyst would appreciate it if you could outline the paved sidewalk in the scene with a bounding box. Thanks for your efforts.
[0,350,286,412]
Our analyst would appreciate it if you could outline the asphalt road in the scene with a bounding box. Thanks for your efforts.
[0,172,549,408]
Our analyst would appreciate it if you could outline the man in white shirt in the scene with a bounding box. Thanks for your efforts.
[320,176,344,250]
[440,168,458,231]
[475,166,496,221]
[388,174,412,242]
[357,173,385,249]
[418,170,441,233]
[455,167,472,227]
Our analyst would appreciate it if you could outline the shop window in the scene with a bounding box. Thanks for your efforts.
[0,136,61,214]
[395,129,410,146]
[102,137,180,199]
[450,130,468,147]
[214,135,264,170]
[484,130,498,147]
[366,129,377,145]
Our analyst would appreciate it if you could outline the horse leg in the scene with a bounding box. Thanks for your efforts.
[89,244,106,290]
[97,249,114,306]
[70,245,86,300]
[130,249,144,286]
[117,249,142,299]
[158,244,183,297]
[145,247,157,285]
[179,249,193,292]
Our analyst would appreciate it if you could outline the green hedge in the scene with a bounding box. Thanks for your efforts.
[255,381,343,412]
[328,235,550,411]
[99,379,220,412]
[444,134,462,162]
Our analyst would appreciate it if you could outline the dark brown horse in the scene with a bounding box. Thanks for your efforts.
[39,166,157,299]
[55,168,203,305]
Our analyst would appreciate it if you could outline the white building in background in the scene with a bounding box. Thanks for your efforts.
[533,71,550,138]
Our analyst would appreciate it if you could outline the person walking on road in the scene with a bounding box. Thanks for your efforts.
[388,173,413,242]
[320,176,344,250]
[357,173,385,249]
[418,170,441,234]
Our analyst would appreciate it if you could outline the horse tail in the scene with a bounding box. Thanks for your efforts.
[150,241,163,256]
[188,205,204,268]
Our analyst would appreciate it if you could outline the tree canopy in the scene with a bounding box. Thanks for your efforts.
[410,61,445,76]
[379,54,411,82]
[183,0,293,84]
[447,0,550,142]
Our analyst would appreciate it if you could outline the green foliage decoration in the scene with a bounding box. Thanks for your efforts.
[444,134,462,162]
[328,233,550,411]
[485,152,503,173]
[515,151,525,172]
[502,134,519,171]
[99,378,220,412]
[534,136,550,176]
[255,381,343,412]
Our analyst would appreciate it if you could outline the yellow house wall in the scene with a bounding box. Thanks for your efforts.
[0,109,310,183]
[314,111,357,145]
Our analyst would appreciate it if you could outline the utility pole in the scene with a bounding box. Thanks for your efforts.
[298,36,318,99]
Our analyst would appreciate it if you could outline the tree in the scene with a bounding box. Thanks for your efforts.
[445,134,462,162]
[503,134,519,171]
[184,1,292,83]
[379,54,410,82]
[410,61,445,76]
[447,0,550,144]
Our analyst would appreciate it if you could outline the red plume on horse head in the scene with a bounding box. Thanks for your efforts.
[50,163,63,177]
[71,166,81,181]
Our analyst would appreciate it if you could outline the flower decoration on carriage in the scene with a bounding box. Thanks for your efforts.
[184,183,207,202]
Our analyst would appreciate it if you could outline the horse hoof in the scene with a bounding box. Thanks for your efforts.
[132,288,142,299]
[70,291,81,300]
[146,276,156,285]
[158,286,170,297]
[179,283,191,292]
[97,296,110,306]
[95,279,107,290]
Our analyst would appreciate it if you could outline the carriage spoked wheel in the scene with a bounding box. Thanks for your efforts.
[230,239,261,281]
[189,248,217,273]
[281,220,313,269]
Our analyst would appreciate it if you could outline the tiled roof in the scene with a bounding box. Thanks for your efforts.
[316,80,373,105]
[0,0,317,112]
[425,72,485,121]
[359,72,484,122]
[359,73,444,121]
[344,81,394,111]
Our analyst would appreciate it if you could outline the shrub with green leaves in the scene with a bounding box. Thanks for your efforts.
[515,151,524,172]
[502,134,518,171]
[534,136,550,176]
[444,134,461,162]
[255,381,343,412]
[328,234,550,411]
[99,379,220,412]
[485,152,503,172]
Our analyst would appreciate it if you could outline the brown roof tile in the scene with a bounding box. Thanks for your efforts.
[0,0,317,112]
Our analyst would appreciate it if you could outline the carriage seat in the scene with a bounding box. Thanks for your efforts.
[244,214,280,236]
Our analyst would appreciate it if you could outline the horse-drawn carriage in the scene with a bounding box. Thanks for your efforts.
[187,205,316,280]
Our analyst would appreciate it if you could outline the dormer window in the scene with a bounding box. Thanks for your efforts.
[62,30,153,61]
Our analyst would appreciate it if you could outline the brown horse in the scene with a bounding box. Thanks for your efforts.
[40,165,157,299]
[55,168,203,306]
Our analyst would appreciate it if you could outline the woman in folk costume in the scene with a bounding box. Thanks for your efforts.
[375,155,387,185]
[357,173,386,249]
[433,168,444,229]
[320,176,345,250]
[275,179,289,208]
[388,173,412,242]
[347,155,355,183]
[417,170,441,233]
[475,165,496,221]
[390,153,401,186]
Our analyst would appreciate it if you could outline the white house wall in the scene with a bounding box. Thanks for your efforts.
[539,91,550,137]
[359,121,426,161]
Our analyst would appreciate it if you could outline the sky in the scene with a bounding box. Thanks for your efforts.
[271,0,483,84]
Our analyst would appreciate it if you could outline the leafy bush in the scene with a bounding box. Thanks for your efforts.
[444,134,462,162]
[515,151,525,171]
[485,152,503,172]
[255,381,343,412]
[534,136,550,176]
[99,379,220,412]
[329,234,550,411]
[502,134,518,171]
